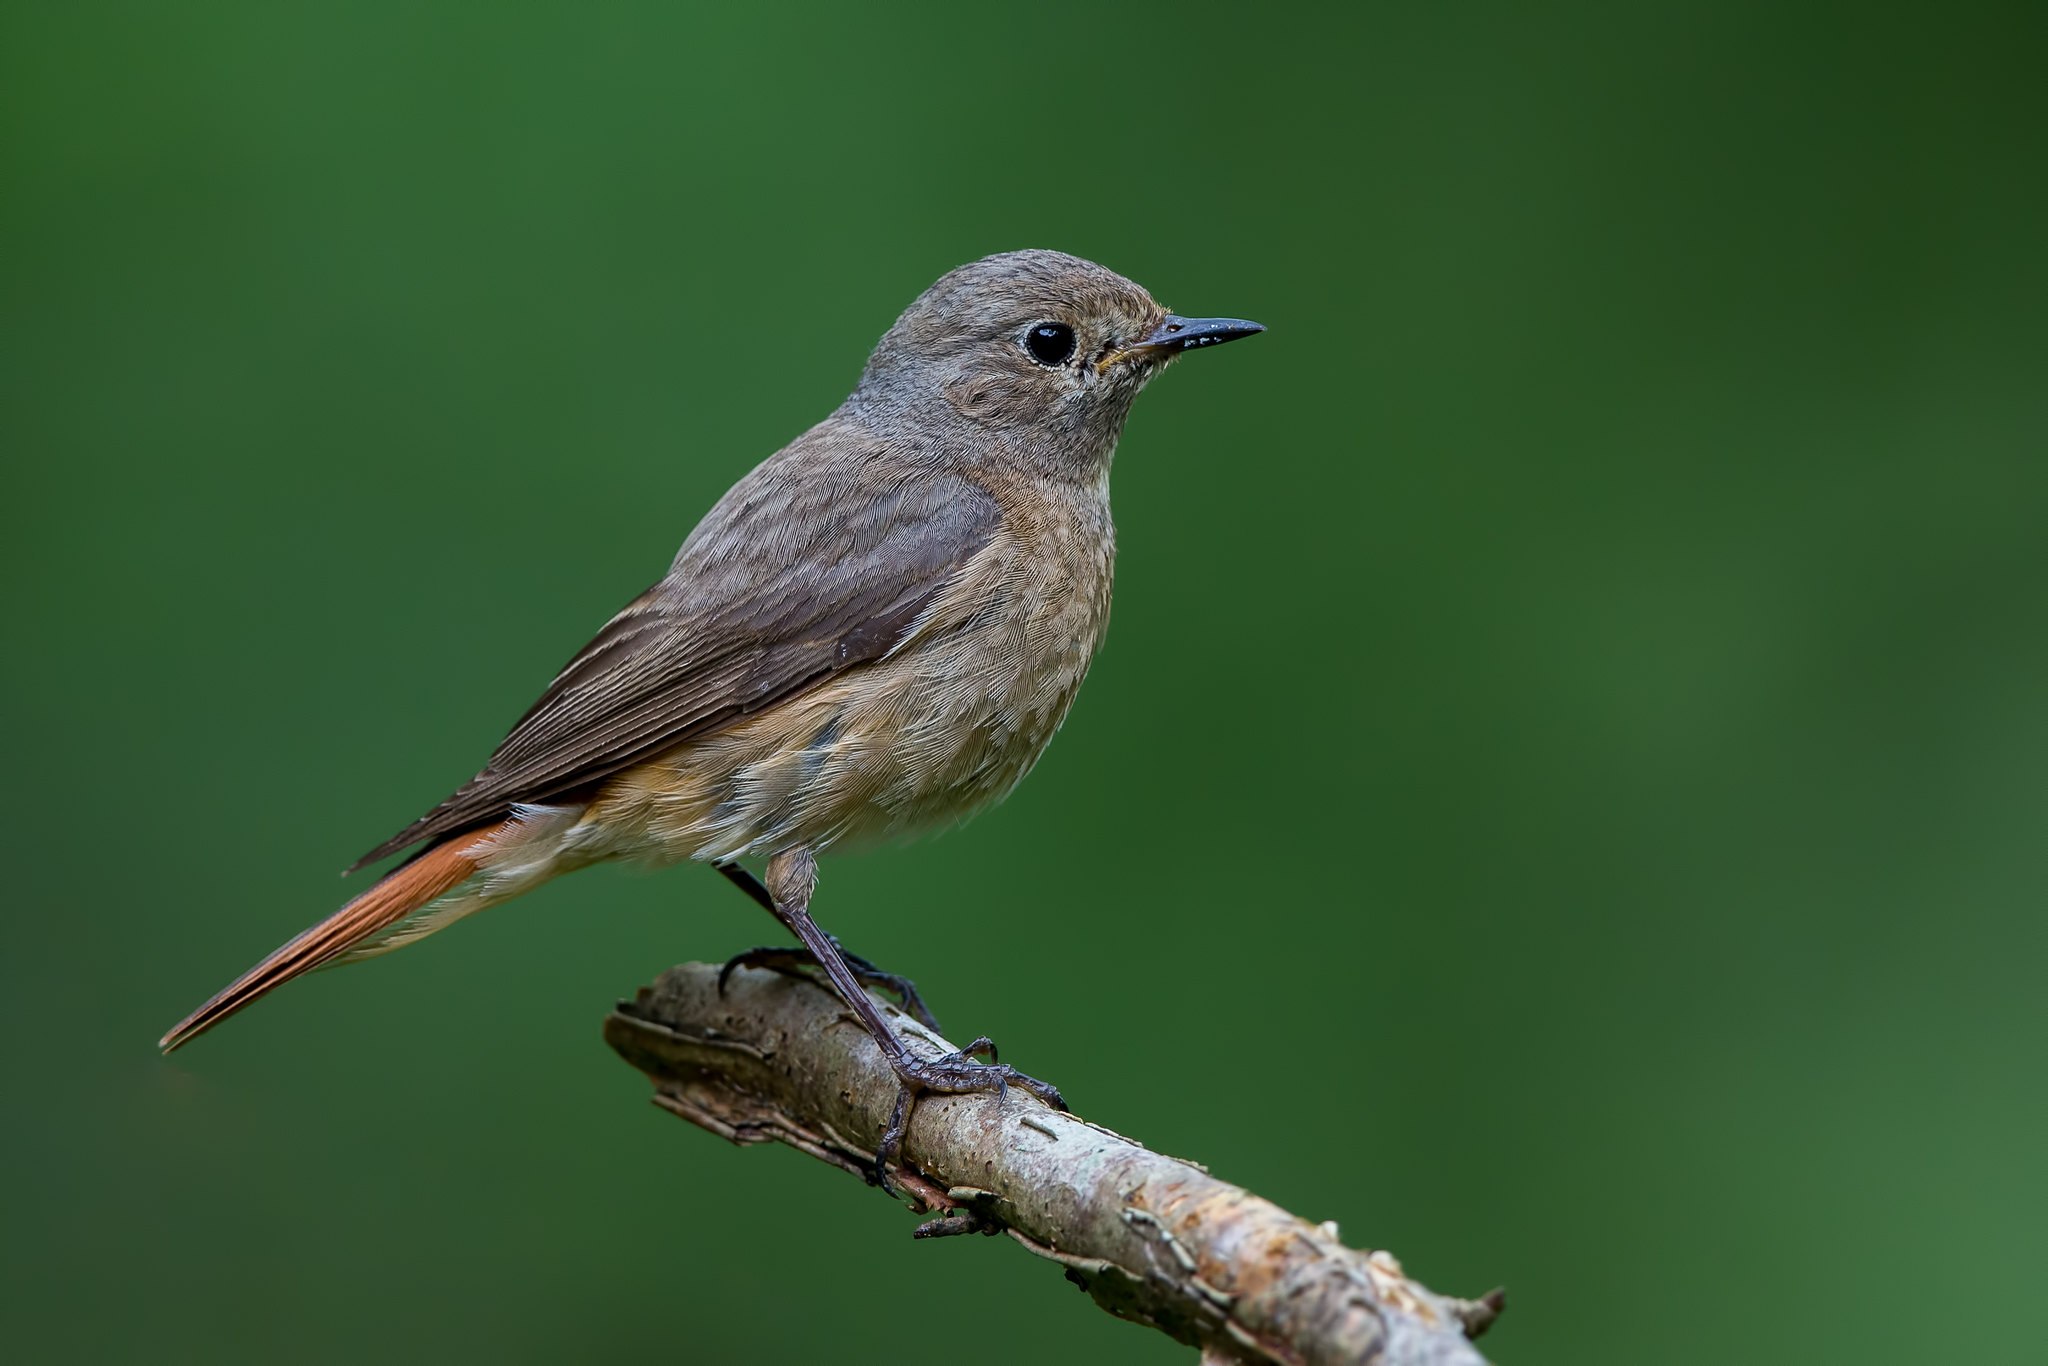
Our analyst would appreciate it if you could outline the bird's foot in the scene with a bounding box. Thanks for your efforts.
[874,1037,1066,1191]
[718,938,942,1033]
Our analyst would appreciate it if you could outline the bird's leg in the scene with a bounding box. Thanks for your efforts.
[758,847,1065,1188]
[712,861,941,1031]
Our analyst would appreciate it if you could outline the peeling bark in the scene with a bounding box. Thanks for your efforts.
[606,964,1503,1365]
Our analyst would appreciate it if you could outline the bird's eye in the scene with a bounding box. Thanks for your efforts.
[1023,322,1077,367]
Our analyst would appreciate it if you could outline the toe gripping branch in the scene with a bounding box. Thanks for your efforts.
[871,1034,1066,1190]
[711,858,1067,1191]
[718,941,943,1033]
[714,947,1067,1188]
[712,861,942,1031]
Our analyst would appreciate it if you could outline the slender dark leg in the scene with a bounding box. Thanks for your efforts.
[712,862,941,1031]
[714,859,779,914]
[758,847,1064,1186]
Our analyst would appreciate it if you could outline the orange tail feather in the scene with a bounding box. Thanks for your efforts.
[158,823,505,1053]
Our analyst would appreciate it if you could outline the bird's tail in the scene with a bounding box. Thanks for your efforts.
[158,820,510,1053]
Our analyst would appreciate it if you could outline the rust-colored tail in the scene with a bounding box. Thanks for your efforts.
[159,824,503,1053]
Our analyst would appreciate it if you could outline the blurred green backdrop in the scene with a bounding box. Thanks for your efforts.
[5,3,2044,1363]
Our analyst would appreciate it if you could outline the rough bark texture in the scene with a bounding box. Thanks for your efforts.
[605,964,1503,1364]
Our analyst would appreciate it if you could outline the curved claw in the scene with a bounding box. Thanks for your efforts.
[715,952,751,996]
[717,942,943,1033]
[875,1087,916,1192]
[871,1042,1065,1191]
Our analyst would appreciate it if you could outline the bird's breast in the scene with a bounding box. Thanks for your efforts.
[603,489,1115,865]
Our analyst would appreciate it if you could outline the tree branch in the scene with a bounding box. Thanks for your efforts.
[605,964,1504,1365]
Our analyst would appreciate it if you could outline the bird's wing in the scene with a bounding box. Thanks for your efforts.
[349,448,1000,871]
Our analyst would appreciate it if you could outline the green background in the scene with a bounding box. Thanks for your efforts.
[6,4,2044,1363]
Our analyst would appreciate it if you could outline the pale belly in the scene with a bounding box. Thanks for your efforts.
[579,521,1114,867]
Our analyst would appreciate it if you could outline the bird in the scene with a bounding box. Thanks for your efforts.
[160,249,1263,1159]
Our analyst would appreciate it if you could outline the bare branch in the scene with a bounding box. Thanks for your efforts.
[606,964,1504,1365]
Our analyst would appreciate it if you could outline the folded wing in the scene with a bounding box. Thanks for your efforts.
[350,444,1001,871]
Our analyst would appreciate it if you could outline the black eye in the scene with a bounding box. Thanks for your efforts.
[1024,321,1076,366]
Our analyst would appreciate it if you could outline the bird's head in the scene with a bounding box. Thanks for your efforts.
[856,249,1263,471]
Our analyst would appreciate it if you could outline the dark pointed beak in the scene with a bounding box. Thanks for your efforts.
[1133,314,1266,355]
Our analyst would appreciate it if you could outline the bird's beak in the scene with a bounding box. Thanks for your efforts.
[1102,314,1266,371]
[1134,314,1266,355]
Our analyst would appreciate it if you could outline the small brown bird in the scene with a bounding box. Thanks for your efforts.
[162,249,1261,1153]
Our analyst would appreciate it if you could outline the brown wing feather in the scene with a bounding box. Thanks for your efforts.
[350,443,1001,872]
